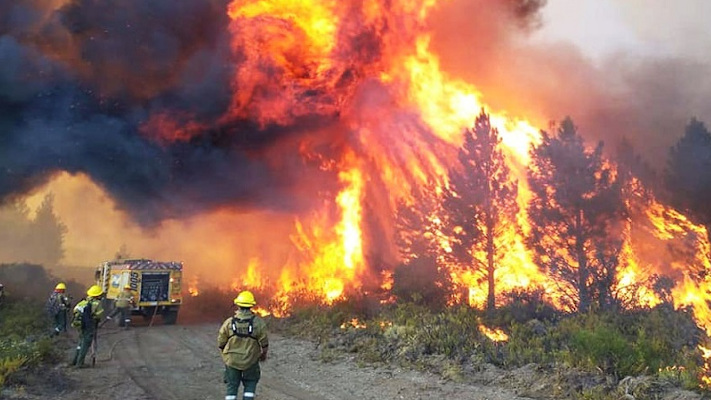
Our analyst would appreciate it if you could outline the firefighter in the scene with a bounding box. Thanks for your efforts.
[46,282,72,336]
[107,285,134,328]
[70,285,105,368]
[217,290,269,400]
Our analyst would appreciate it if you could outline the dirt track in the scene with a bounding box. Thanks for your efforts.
[20,321,535,400]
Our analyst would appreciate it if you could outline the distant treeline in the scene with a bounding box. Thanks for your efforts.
[0,263,83,303]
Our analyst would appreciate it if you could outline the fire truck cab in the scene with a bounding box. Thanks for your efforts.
[95,259,183,324]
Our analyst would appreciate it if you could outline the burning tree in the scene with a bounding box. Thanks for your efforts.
[615,137,658,194]
[443,110,519,311]
[395,180,443,263]
[666,119,711,236]
[393,181,451,308]
[527,118,625,312]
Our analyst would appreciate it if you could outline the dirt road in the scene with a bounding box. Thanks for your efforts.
[17,322,534,400]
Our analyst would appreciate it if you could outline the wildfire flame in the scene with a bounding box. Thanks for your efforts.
[188,276,200,297]
[478,325,509,343]
[340,318,367,330]
[699,346,711,387]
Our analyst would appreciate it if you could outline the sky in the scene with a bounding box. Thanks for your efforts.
[536,0,711,63]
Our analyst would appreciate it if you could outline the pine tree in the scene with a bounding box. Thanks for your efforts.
[30,193,67,267]
[615,137,658,195]
[666,118,711,228]
[393,181,450,308]
[0,201,32,263]
[527,118,624,312]
[443,110,518,311]
[394,180,442,263]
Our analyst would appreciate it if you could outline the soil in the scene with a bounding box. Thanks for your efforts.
[1,321,704,400]
[1,321,535,400]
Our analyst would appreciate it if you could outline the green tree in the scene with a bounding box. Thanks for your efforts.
[666,118,711,229]
[443,110,519,311]
[527,117,624,312]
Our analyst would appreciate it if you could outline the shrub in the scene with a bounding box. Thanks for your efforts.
[0,357,26,387]
[490,289,560,326]
[274,297,707,396]
[0,295,60,389]
[567,323,638,377]
[391,257,451,310]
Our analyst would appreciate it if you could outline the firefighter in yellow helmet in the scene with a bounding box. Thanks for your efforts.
[70,285,105,368]
[107,284,135,328]
[217,290,269,400]
[46,282,71,336]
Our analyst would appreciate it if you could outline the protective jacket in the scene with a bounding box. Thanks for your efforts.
[47,292,71,315]
[217,309,268,370]
[115,290,134,308]
[72,298,104,330]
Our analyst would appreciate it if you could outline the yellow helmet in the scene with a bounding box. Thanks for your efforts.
[124,285,132,290]
[234,290,256,307]
[55,282,66,291]
[86,285,103,297]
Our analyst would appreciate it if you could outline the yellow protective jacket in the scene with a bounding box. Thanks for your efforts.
[115,290,134,308]
[217,309,268,370]
[72,298,104,330]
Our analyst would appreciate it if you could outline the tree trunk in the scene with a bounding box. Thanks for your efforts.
[486,215,496,312]
[576,209,590,312]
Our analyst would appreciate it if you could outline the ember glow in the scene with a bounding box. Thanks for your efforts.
[340,318,367,330]
[478,325,509,343]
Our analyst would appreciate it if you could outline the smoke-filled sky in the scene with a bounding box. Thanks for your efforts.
[2,0,710,271]
[539,0,711,63]
[539,0,711,160]
[430,0,711,165]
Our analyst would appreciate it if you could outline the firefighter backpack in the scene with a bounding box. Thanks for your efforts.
[72,300,94,329]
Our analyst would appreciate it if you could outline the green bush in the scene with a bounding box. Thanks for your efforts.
[0,296,59,389]
[499,319,560,367]
[0,299,51,339]
[567,323,638,376]
[540,310,703,383]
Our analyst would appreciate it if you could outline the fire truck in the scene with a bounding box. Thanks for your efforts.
[95,259,183,324]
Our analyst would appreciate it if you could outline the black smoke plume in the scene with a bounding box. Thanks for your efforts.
[0,0,341,224]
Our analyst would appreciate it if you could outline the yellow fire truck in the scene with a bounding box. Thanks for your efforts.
[95,259,183,324]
